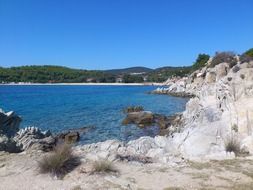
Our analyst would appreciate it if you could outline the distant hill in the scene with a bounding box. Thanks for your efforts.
[0,65,193,83]
[105,67,153,75]
[154,66,191,72]
[147,66,193,82]
[0,65,116,83]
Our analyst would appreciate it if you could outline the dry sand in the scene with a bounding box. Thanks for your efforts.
[0,151,253,190]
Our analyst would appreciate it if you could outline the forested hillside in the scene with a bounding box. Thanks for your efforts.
[0,66,116,83]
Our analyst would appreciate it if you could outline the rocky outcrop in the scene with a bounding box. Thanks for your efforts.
[0,107,96,153]
[76,136,185,164]
[78,59,253,163]
[0,110,22,152]
[14,127,55,152]
[3,58,253,164]
[0,109,57,152]
[0,109,21,137]
[0,135,21,153]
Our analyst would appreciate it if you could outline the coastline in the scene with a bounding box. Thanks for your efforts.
[0,82,163,86]
[1,59,253,189]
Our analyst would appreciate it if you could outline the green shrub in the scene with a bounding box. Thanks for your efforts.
[240,48,253,63]
[38,143,81,178]
[91,160,118,174]
[122,74,144,83]
[210,52,237,68]
[192,54,210,70]
[245,48,253,57]
[240,54,253,63]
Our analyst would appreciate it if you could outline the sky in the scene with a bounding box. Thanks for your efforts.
[0,0,252,70]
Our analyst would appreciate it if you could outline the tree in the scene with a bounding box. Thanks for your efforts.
[245,48,253,57]
[240,48,253,63]
[192,54,210,70]
[122,74,144,83]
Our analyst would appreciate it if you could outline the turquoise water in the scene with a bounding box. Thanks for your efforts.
[0,85,188,143]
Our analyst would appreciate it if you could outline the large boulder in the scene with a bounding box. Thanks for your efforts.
[215,62,230,80]
[205,72,216,83]
[0,109,21,137]
[122,111,154,127]
[0,109,22,152]
[56,131,80,144]
[0,135,21,153]
[55,126,94,144]
[125,136,158,155]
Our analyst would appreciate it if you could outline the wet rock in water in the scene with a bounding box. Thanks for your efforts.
[0,109,21,137]
[122,111,154,126]
[155,114,183,136]
[154,114,181,129]
[123,106,144,113]
[55,126,94,144]
[56,131,80,144]
[122,108,183,136]
[13,127,56,152]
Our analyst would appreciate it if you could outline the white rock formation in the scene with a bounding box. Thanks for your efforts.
[78,59,253,163]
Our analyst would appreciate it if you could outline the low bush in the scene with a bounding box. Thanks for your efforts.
[210,52,237,68]
[224,135,241,156]
[38,143,81,178]
[91,160,117,174]
[192,54,210,70]
[240,53,253,64]
[244,48,253,57]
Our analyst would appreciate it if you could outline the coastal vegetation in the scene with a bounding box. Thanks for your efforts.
[240,48,253,63]
[0,65,116,83]
[122,74,144,83]
[210,51,237,68]
[38,143,81,178]
[192,54,210,70]
[91,160,118,174]
[224,135,241,157]
[2,48,253,188]
[244,48,253,58]
[0,48,252,84]
[146,66,192,82]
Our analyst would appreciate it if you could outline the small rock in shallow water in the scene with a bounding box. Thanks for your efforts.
[56,131,80,144]
[122,111,154,126]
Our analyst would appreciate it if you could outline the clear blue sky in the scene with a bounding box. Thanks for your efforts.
[0,0,252,70]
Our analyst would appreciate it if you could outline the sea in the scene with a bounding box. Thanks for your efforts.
[0,85,188,144]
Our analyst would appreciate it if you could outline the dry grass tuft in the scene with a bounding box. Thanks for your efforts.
[38,143,81,178]
[91,160,118,174]
[224,135,241,156]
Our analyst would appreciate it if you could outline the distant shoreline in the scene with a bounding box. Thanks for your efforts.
[0,82,163,86]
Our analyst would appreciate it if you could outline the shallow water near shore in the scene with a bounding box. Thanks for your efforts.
[0,85,188,143]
